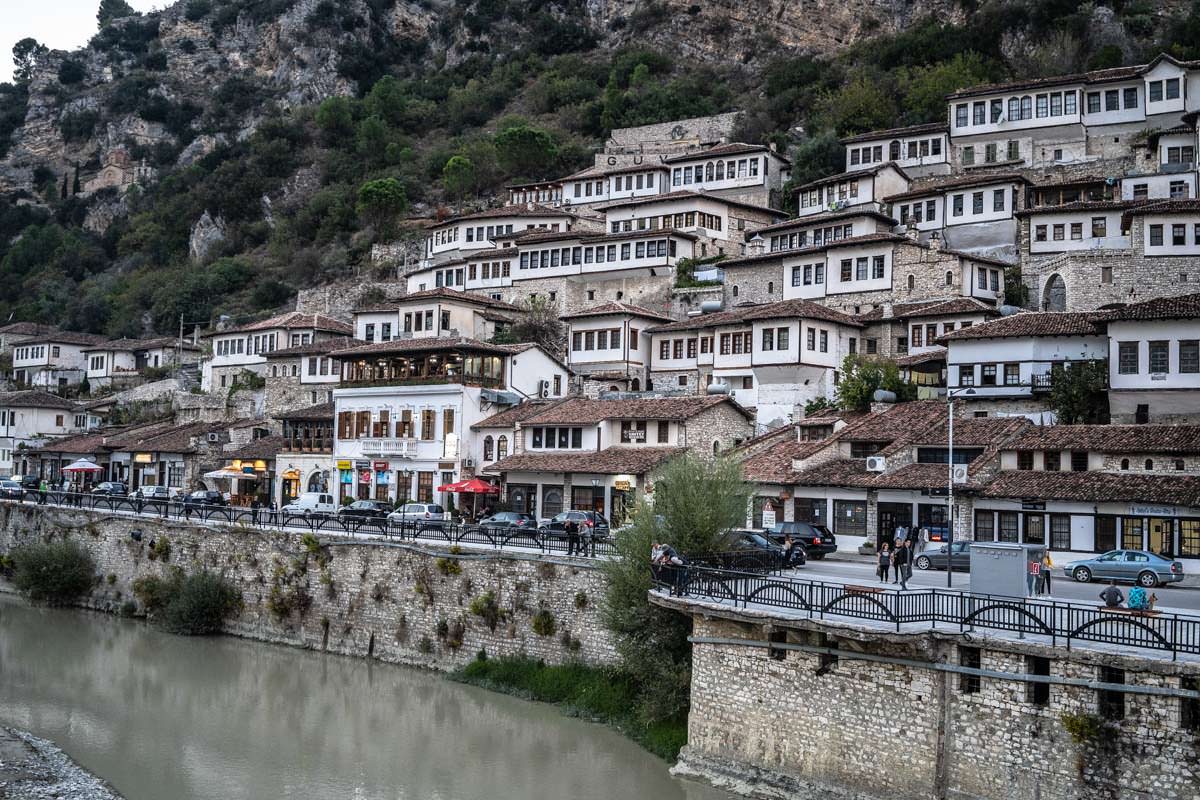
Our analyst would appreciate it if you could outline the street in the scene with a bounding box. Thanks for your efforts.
[794,556,1200,612]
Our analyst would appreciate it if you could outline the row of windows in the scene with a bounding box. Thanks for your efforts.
[216,333,294,357]
[481,434,509,462]
[791,262,826,287]
[403,310,441,333]
[798,180,861,209]
[670,157,762,187]
[529,426,583,449]
[1034,217,1117,242]
[610,211,724,234]
[572,328,627,352]
[975,511,1200,558]
[336,408,453,441]
[15,345,58,361]
[760,327,791,351]
[520,239,676,270]
[1117,340,1200,375]
[961,140,1020,166]
[909,320,973,348]
[897,200,939,225]
[469,261,511,281]
[88,355,106,371]
[509,188,560,204]
[850,137,943,166]
[768,223,854,253]
[1014,450,1091,471]
[464,224,515,243]
[1148,223,1200,248]
[363,323,392,342]
[957,362,1025,387]
[837,255,887,282]
[1165,145,1196,165]
[434,267,462,288]
[950,189,1008,217]
[954,90,1078,127]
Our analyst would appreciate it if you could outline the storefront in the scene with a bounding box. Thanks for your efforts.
[506,483,537,515]
[337,460,353,501]
[373,462,390,501]
[281,468,301,504]
[610,479,635,527]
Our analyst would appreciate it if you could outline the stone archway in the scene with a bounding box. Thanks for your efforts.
[1042,273,1066,311]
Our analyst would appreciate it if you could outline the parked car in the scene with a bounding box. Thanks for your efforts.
[183,490,227,510]
[387,503,447,528]
[913,541,972,572]
[134,486,173,503]
[1064,550,1184,588]
[15,475,40,491]
[765,521,837,559]
[542,511,610,539]
[0,479,24,499]
[337,499,392,521]
[282,492,337,518]
[91,481,128,497]
[725,529,802,569]
[477,511,537,530]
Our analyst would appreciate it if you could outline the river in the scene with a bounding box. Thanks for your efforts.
[0,595,733,800]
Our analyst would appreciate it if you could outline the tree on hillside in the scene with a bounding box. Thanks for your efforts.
[897,52,993,124]
[442,155,476,201]
[98,0,137,27]
[314,96,355,145]
[355,178,408,238]
[496,294,562,352]
[494,124,558,180]
[602,454,752,723]
[1048,361,1109,424]
[12,38,47,84]
[835,355,916,411]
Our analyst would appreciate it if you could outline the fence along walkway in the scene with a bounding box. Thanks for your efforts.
[659,565,1200,660]
[10,492,617,558]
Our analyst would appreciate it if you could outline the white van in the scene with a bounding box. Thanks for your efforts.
[283,492,337,517]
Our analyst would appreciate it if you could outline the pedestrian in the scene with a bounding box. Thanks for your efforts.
[918,527,929,553]
[650,542,665,583]
[658,543,686,595]
[1127,585,1151,611]
[877,542,891,583]
[904,539,914,580]
[781,534,796,569]
[269,500,278,526]
[892,540,909,588]
[251,497,261,526]
[582,520,595,557]
[894,525,907,547]
[37,479,47,505]
[1039,552,1054,596]
[565,516,580,556]
[1099,581,1124,608]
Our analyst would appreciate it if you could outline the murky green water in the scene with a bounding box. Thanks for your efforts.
[0,595,730,800]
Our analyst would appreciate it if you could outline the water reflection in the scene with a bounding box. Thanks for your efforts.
[0,596,729,800]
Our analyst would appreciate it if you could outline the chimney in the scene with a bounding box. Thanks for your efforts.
[904,225,921,242]
[748,234,765,256]
[928,231,942,251]
[882,302,894,319]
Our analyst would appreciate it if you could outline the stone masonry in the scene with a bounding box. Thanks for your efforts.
[0,505,616,671]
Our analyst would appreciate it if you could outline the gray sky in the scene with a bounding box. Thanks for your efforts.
[3,0,163,83]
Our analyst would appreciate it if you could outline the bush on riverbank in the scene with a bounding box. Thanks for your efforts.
[9,540,95,605]
[133,569,243,635]
[455,655,687,760]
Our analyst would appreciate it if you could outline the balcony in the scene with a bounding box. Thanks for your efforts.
[283,437,333,454]
[360,438,420,457]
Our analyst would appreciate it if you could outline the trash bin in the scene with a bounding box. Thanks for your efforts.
[970,542,1047,598]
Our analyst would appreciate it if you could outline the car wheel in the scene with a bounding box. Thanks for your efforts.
[1137,571,1159,588]
[1072,567,1092,583]
[915,556,931,571]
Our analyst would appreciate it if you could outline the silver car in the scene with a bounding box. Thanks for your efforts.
[1064,550,1184,588]
[386,503,447,528]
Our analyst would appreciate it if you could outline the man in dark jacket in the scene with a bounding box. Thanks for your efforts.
[565,517,580,556]
[892,541,909,589]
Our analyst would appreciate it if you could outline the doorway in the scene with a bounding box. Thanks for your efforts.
[1149,518,1174,558]
[877,502,912,550]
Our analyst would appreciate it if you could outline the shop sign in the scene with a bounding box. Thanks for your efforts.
[355,460,370,470]
[358,469,373,483]
[624,430,645,441]
[134,453,153,464]
[762,508,776,528]
[373,461,389,471]
[1131,504,1177,517]
[613,480,632,491]
[336,460,352,470]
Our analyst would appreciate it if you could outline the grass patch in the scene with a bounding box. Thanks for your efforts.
[453,655,687,760]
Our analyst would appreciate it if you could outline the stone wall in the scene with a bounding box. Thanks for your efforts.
[672,605,1200,800]
[0,505,616,670]
[500,273,677,318]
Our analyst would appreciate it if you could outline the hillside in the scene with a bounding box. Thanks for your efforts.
[1,0,1198,338]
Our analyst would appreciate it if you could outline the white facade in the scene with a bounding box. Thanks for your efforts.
[1141,213,1200,257]
[665,148,790,197]
[0,400,88,476]
[1108,317,1200,422]
[843,128,949,175]
[946,334,1108,398]
[1121,172,1196,201]
[11,340,96,389]
[565,313,656,381]
[795,165,910,219]
[423,210,575,264]
[1026,209,1130,254]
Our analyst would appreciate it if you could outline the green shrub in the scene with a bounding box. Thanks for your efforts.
[132,573,175,614]
[162,571,243,635]
[10,540,96,605]
[574,591,588,610]
[148,536,171,562]
[469,591,505,631]
[531,607,556,637]
[1061,712,1106,744]
[436,557,461,576]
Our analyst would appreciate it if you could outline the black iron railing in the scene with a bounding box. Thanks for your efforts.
[4,491,616,558]
[654,565,1200,659]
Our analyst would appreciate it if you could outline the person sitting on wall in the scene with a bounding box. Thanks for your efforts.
[1127,585,1151,611]
[1099,581,1124,608]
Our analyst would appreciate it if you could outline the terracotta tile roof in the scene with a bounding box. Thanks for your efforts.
[485,446,685,476]
[794,163,911,192]
[748,208,898,237]
[0,390,78,410]
[559,163,669,180]
[1102,292,1200,322]
[645,298,862,332]
[28,431,112,455]
[1007,424,1200,454]
[472,399,566,429]
[907,416,1033,447]
[939,248,1015,268]
[741,438,833,484]
[883,172,1027,204]
[839,122,948,144]
[205,312,353,338]
[895,347,947,367]
[559,301,674,323]
[1133,199,1200,214]
[594,190,786,217]
[938,312,1103,342]
[114,421,229,454]
[980,470,1200,506]
[492,227,698,245]
[265,338,352,358]
[524,395,751,424]
[273,401,334,421]
[328,336,513,359]
[944,55,1196,100]
[1016,199,1140,218]
[431,203,573,228]
[355,288,520,314]
[224,435,288,461]
[663,142,789,164]
[855,297,1000,322]
[836,401,948,442]
[0,322,60,337]
[21,331,109,347]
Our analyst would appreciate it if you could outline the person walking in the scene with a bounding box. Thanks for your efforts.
[1039,552,1054,596]
[781,534,796,569]
[918,528,929,553]
[877,542,891,583]
[565,516,580,556]
[892,541,909,589]
[37,479,47,505]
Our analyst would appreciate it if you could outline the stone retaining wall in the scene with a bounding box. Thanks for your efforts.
[0,505,617,671]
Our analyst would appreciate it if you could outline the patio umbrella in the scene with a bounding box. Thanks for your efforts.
[204,468,253,480]
[63,460,103,472]
[436,477,499,519]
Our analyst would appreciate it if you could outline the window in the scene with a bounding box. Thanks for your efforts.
[993,189,1004,212]
[761,328,774,351]
[1070,222,1083,240]
[999,512,1019,543]
[962,147,974,166]
[955,104,968,127]
[872,255,885,280]
[974,511,994,541]
[953,194,964,216]
[1123,87,1138,108]
[980,364,996,385]
[1004,364,1020,386]
[1017,451,1033,470]
[420,409,435,440]
[1087,91,1101,113]
[1104,89,1119,111]
[1149,340,1169,374]
[972,102,985,125]
[1064,91,1077,114]
[1150,224,1164,246]
[1071,451,1089,471]
[1050,514,1071,550]
[1180,340,1199,373]
[1122,516,1143,550]
[1091,216,1107,238]
[1175,224,1188,246]
[1166,78,1181,100]
[1035,225,1047,242]
[972,192,984,215]
[959,647,981,694]
[1182,520,1200,558]
[1036,94,1048,117]
[833,500,866,537]
[819,331,828,353]
[1150,80,1164,102]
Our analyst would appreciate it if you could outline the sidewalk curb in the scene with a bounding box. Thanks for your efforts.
[822,549,1200,591]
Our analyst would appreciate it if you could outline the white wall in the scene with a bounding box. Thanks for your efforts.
[825,243,892,296]
[1108,319,1200,390]
[1142,214,1200,257]
[1027,210,1129,254]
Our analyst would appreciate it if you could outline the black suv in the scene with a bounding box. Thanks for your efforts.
[543,511,610,539]
[478,511,537,530]
[765,521,837,559]
[337,500,392,521]
[183,490,226,510]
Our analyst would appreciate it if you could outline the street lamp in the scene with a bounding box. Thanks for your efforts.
[946,386,976,588]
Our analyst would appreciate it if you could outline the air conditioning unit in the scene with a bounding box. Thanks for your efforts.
[538,380,550,398]
[463,458,475,468]
[865,456,887,472]
[206,432,221,443]
[951,464,969,485]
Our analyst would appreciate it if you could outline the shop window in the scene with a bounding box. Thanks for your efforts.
[974,510,994,541]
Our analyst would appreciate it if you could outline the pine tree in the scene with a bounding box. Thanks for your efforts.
[97,0,136,27]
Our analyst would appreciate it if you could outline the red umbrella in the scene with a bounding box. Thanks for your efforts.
[436,477,499,519]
